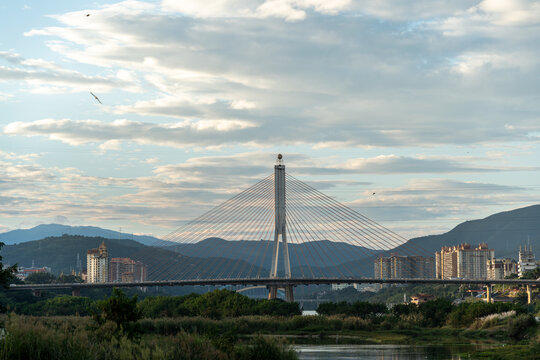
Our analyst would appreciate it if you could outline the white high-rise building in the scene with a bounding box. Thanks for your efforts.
[518,245,537,277]
[486,258,518,280]
[436,243,494,280]
[87,241,109,283]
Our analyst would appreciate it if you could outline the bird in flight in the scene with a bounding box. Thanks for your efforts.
[90,92,102,104]
[372,192,376,195]
[86,14,90,17]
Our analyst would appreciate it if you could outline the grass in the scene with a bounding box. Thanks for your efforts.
[466,342,540,360]
[0,315,297,360]
[0,312,538,359]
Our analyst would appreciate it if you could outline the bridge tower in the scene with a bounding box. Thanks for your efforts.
[268,154,294,302]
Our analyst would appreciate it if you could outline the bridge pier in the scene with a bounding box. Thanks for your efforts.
[72,288,81,297]
[526,285,532,304]
[485,285,491,303]
[32,289,42,297]
[267,285,295,302]
[285,285,294,303]
[268,286,278,300]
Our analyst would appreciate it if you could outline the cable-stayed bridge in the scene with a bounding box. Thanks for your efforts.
[10,155,540,303]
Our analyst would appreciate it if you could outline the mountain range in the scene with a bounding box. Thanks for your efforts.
[0,224,161,246]
[1,204,538,277]
[398,204,540,258]
[165,238,382,268]
[1,234,266,280]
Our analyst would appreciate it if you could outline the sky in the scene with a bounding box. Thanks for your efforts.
[0,0,539,240]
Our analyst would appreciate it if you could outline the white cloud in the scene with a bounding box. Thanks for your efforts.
[98,139,123,151]
[161,0,350,21]
[0,148,538,237]
[478,0,540,26]
[230,99,256,109]
[0,50,135,93]
[145,157,160,164]
[451,52,532,74]
[345,177,532,234]
[437,0,540,36]
[161,0,255,18]
[0,151,40,161]
[349,0,477,21]
[0,91,14,101]
[2,0,540,238]
[3,118,258,148]
[16,0,540,148]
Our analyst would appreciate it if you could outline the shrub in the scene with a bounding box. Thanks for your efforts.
[138,290,300,319]
[93,288,141,332]
[317,301,387,317]
[448,302,523,327]
[507,314,537,341]
[418,298,454,327]
[235,336,297,360]
[0,315,296,360]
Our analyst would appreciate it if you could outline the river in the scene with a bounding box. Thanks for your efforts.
[294,344,494,359]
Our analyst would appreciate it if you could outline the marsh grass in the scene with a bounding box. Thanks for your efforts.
[0,315,297,360]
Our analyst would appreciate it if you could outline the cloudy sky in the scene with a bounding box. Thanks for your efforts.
[1,0,539,239]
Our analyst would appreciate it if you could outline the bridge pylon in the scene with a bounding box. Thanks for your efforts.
[268,154,294,302]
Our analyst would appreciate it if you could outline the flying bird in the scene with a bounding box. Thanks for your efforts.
[90,91,102,104]
[86,14,90,17]
[372,192,376,195]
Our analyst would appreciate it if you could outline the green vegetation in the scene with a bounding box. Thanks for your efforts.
[0,243,16,289]
[15,295,95,316]
[521,267,540,280]
[0,242,17,313]
[317,301,387,317]
[138,290,301,319]
[0,287,538,359]
[448,302,525,327]
[0,315,297,360]
[4,289,301,318]
[0,289,299,360]
[93,288,141,330]
[24,272,57,284]
[2,235,265,279]
[316,298,533,333]
[468,342,540,360]
[23,272,84,285]
[316,283,464,304]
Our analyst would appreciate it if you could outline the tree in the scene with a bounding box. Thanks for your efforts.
[418,298,454,327]
[24,272,56,284]
[0,242,17,313]
[57,273,83,283]
[520,267,540,280]
[93,288,141,329]
[0,242,17,289]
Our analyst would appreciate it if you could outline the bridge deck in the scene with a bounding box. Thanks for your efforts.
[9,277,540,291]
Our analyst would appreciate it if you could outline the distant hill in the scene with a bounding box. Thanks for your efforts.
[1,235,265,280]
[0,224,163,246]
[399,204,540,259]
[1,205,538,279]
[166,238,383,269]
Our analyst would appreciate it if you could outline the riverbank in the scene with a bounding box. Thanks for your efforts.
[256,327,508,346]
[1,314,537,359]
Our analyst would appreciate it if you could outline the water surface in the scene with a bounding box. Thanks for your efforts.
[295,344,491,359]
